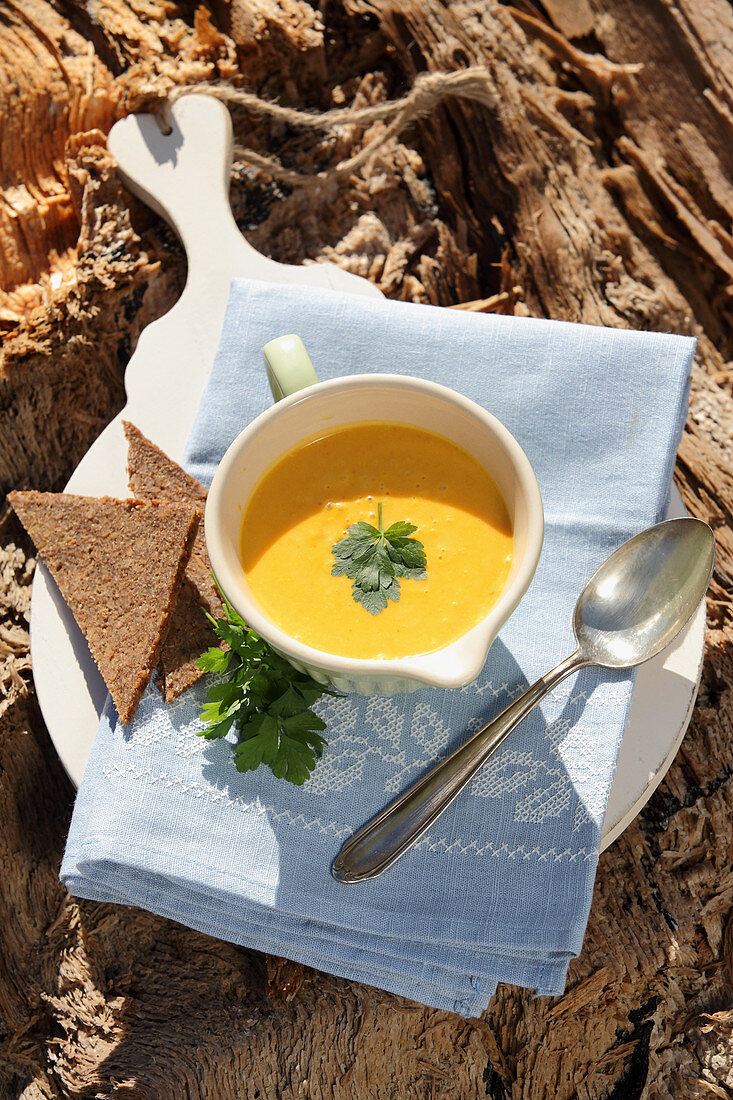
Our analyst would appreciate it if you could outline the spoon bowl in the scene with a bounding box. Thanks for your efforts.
[574,518,716,668]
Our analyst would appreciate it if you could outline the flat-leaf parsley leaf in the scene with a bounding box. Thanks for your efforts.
[196,581,337,785]
[331,502,427,615]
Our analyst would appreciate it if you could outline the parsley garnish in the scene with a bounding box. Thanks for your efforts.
[196,584,336,785]
[331,502,427,615]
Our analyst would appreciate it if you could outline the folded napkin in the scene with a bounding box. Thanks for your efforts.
[62,279,694,1016]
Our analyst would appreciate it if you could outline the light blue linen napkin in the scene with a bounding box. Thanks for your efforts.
[61,279,694,1017]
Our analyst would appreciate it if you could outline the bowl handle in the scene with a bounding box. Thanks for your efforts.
[263,335,319,401]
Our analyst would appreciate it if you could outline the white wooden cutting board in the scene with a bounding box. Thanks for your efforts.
[27,93,705,850]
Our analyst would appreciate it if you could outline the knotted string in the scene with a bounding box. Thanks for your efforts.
[158,68,500,188]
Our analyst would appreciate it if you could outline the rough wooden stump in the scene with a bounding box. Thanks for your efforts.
[1,1,732,1096]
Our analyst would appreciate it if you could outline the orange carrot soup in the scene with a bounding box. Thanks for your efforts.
[239,422,513,659]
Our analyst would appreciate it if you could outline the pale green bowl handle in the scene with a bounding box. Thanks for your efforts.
[263,334,319,401]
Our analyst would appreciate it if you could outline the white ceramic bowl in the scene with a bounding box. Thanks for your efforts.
[205,373,543,694]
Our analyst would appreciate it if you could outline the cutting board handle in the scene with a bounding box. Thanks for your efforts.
[106,94,383,293]
[107,94,251,267]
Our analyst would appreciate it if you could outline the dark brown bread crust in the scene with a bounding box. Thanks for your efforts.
[9,490,198,724]
[123,422,224,701]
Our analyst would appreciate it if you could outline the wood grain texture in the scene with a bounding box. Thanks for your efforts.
[1,1,732,1096]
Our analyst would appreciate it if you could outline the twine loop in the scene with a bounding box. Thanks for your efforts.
[157,68,499,188]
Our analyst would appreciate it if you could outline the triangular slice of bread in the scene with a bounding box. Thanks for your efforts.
[123,422,224,702]
[9,491,198,724]
[124,421,208,509]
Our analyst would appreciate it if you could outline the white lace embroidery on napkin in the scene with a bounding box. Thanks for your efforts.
[101,670,629,865]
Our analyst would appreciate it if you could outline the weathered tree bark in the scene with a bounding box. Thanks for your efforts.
[1,1,732,1096]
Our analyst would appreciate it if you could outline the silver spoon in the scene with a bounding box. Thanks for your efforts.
[332,517,715,884]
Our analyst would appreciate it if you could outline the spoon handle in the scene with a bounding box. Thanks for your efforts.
[332,651,589,883]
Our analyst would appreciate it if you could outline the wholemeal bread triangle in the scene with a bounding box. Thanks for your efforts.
[123,421,224,702]
[9,490,198,724]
